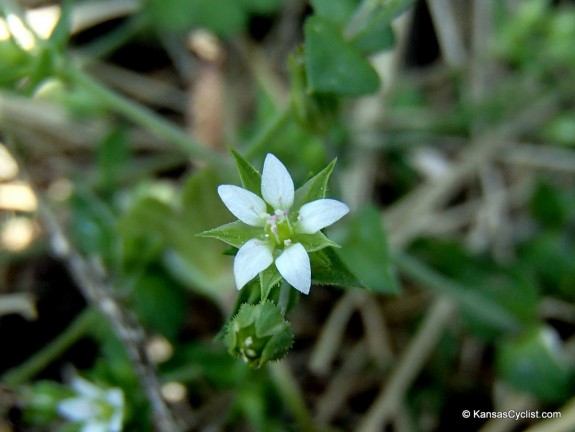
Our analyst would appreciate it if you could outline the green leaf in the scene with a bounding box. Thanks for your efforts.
[297,231,340,253]
[166,169,235,301]
[304,16,380,95]
[310,0,358,26]
[310,248,366,289]
[231,148,262,195]
[240,0,282,14]
[117,196,172,268]
[260,265,282,301]
[293,158,336,211]
[461,270,538,340]
[530,181,571,229]
[70,188,117,259]
[97,127,130,190]
[337,205,400,294]
[199,220,263,248]
[497,325,574,403]
[147,0,247,36]
[131,271,187,340]
[289,50,340,133]
[351,17,395,55]
[396,252,523,334]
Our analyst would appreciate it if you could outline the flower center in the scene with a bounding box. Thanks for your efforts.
[265,210,293,246]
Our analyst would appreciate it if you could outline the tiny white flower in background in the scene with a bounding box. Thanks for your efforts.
[218,153,349,294]
[57,376,124,432]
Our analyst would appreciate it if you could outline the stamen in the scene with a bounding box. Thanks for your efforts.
[284,239,292,247]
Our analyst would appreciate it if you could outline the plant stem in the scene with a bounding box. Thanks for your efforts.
[65,67,228,168]
[1,308,98,386]
[268,362,316,432]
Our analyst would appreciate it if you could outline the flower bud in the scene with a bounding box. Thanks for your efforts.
[224,302,293,368]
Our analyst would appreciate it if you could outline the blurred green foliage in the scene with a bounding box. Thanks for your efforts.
[1,0,575,430]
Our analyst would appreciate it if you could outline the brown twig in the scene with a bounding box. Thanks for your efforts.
[5,140,184,432]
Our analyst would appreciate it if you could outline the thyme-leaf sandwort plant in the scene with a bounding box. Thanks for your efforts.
[200,151,350,366]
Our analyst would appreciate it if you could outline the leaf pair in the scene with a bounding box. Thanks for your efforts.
[304,0,415,95]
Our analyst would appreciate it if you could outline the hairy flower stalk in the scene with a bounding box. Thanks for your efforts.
[216,153,349,294]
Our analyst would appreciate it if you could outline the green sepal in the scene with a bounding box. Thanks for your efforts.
[224,302,294,368]
[198,220,263,248]
[310,248,366,289]
[260,265,282,301]
[297,231,340,253]
[231,148,261,195]
[293,158,336,211]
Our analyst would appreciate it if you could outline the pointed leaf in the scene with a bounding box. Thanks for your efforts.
[231,148,262,195]
[310,248,366,289]
[297,232,340,253]
[351,19,395,55]
[305,16,380,95]
[198,220,263,248]
[337,205,400,294]
[310,0,357,26]
[293,158,336,211]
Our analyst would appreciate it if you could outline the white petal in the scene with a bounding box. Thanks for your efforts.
[109,411,124,432]
[234,238,273,289]
[81,423,107,432]
[58,397,97,421]
[261,154,294,210]
[297,199,349,234]
[105,389,124,410]
[71,376,102,399]
[275,243,311,294]
[218,185,267,226]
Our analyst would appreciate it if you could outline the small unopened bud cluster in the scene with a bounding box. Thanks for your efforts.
[224,302,293,368]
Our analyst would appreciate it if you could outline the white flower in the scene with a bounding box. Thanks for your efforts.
[218,153,349,294]
[57,376,124,432]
